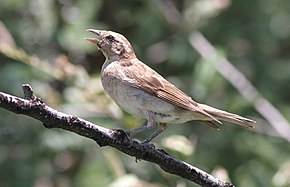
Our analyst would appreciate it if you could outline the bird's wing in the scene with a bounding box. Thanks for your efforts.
[122,59,222,124]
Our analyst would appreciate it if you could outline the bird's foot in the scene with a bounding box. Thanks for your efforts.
[114,129,134,147]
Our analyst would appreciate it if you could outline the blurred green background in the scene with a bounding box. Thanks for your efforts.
[1,0,290,187]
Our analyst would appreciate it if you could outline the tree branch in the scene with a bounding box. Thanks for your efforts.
[0,84,234,187]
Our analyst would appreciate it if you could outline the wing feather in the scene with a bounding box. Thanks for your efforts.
[123,59,222,124]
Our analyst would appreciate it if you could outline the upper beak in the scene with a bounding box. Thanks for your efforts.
[86,29,101,35]
[85,29,102,45]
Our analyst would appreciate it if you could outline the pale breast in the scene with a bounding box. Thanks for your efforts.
[101,61,196,124]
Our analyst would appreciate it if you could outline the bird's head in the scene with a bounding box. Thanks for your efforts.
[86,29,136,60]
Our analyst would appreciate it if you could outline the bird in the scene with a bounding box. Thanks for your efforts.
[85,29,256,143]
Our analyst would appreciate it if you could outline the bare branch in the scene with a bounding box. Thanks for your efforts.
[0,85,234,187]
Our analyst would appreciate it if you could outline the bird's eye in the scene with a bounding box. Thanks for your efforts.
[106,35,115,42]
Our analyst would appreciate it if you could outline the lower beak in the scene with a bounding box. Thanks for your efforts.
[85,38,100,45]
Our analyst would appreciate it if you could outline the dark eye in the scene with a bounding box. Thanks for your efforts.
[106,35,114,42]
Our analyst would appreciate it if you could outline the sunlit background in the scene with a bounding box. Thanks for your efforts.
[1,0,290,187]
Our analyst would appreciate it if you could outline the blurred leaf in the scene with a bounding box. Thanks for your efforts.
[161,135,195,157]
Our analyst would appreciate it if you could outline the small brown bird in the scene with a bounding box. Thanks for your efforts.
[86,29,255,143]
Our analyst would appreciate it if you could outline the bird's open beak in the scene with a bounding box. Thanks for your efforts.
[85,29,102,46]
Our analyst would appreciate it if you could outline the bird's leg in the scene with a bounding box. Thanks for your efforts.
[125,111,155,136]
[125,111,167,143]
[142,123,167,143]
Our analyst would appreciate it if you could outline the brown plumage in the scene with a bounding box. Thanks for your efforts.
[86,29,255,142]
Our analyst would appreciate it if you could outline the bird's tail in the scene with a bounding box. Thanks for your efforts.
[199,104,255,128]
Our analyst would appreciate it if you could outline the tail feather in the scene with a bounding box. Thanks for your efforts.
[202,120,221,130]
[199,104,255,128]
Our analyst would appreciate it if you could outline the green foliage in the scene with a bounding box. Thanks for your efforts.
[1,0,290,186]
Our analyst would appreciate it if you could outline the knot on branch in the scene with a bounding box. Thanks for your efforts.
[22,84,36,100]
